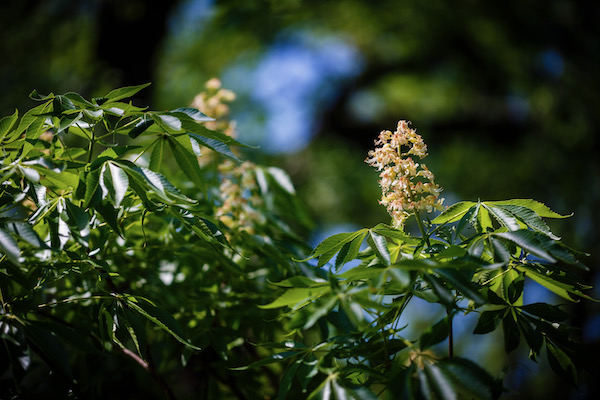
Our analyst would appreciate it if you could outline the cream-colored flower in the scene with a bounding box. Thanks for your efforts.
[366,120,444,228]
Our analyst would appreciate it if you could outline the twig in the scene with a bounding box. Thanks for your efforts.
[120,347,178,400]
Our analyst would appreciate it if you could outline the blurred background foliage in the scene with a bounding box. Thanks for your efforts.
[2,0,599,398]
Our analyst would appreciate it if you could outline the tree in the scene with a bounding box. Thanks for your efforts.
[1,86,594,398]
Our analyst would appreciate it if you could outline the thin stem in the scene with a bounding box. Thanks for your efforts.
[414,210,431,248]
[447,306,454,358]
[121,347,178,400]
[87,131,95,164]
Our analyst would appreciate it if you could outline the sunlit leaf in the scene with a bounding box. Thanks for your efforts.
[259,286,330,309]
[368,230,390,266]
[488,199,569,219]
[103,83,151,103]
[0,109,18,139]
[495,230,556,263]
[170,107,214,122]
[0,227,21,265]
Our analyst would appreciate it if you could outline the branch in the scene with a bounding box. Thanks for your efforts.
[120,347,178,400]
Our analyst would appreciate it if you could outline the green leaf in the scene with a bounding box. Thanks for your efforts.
[153,113,182,132]
[432,201,476,224]
[367,230,391,266]
[63,91,96,108]
[473,310,504,334]
[128,115,154,139]
[502,312,520,353]
[456,203,479,235]
[7,221,45,248]
[483,203,521,231]
[516,313,543,359]
[168,135,204,186]
[21,321,73,381]
[296,229,367,267]
[149,137,167,172]
[0,227,21,265]
[495,230,556,262]
[126,296,201,350]
[30,165,79,191]
[121,306,148,358]
[189,133,240,161]
[495,204,559,239]
[29,89,55,101]
[488,199,569,219]
[64,200,90,233]
[259,286,330,309]
[507,273,525,304]
[423,274,455,306]
[420,317,450,350]
[15,102,50,136]
[423,363,457,400]
[435,268,485,303]
[431,357,502,400]
[546,340,578,386]
[516,264,595,302]
[520,303,571,322]
[475,205,494,233]
[103,83,151,103]
[335,232,366,270]
[0,109,18,138]
[100,162,129,208]
[83,167,102,208]
[117,161,197,207]
[278,359,302,400]
[170,107,214,122]
[94,200,122,236]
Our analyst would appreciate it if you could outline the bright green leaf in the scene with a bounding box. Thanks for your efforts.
[103,83,151,103]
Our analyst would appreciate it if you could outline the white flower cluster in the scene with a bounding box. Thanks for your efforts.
[365,120,444,227]
[215,160,266,235]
